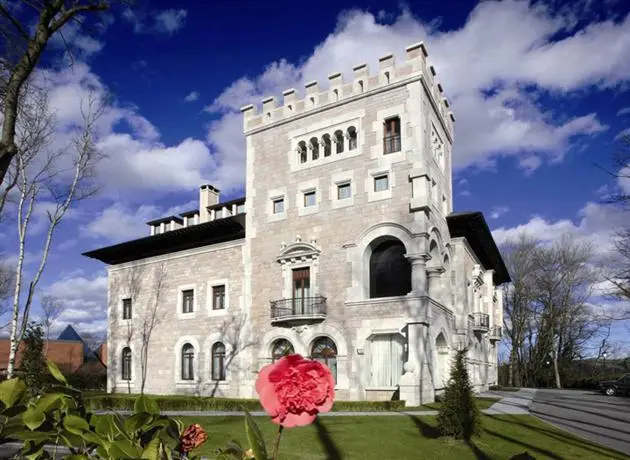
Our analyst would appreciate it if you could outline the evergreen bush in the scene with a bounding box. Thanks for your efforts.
[436,347,481,440]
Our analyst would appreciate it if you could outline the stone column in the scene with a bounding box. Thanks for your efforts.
[400,321,434,406]
[405,253,429,295]
[427,267,445,304]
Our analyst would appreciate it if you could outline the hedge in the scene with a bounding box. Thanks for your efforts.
[85,394,406,412]
[488,385,519,392]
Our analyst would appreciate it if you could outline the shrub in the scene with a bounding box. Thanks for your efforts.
[489,385,519,392]
[437,347,481,440]
[19,322,47,396]
[66,370,107,391]
[84,394,406,413]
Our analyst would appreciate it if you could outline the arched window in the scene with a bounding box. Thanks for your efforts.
[347,126,357,150]
[334,130,344,154]
[322,134,332,157]
[310,137,319,160]
[311,337,337,384]
[211,342,226,381]
[297,141,307,164]
[271,339,294,363]
[181,343,194,381]
[121,347,132,381]
[369,238,411,298]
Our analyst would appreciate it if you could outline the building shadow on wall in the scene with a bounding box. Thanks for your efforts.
[313,418,343,460]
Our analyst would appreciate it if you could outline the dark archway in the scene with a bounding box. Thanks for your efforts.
[369,238,411,298]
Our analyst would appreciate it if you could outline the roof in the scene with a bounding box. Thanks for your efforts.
[146,215,184,226]
[57,325,90,356]
[179,209,199,217]
[446,211,511,285]
[207,196,245,212]
[82,214,246,265]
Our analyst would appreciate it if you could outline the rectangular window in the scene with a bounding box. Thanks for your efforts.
[122,350,132,380]
[374,174,389,192]
[383,116,401,154]
[292,268,310,315]
[369,335,404,387]
[122,298,132,320]
[273,198,284,214]
[337,182,351,200]
[182,289,194,313]
[304,191,316,207]
[212,285,226,310]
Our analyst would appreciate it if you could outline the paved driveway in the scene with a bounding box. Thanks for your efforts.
[531,389,630,456]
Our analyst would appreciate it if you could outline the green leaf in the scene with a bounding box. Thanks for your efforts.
[108,438,142,459]
[63,414,90,435]
[124,412,153,435]
[0,378,27,408]
[22,407,46,431]
[80,430,104,445]
[10,430,53,442]
[46,360,67,384]
[35,393,63,413]
[20,440,46,460]
[63,456,90,460]
[244,409,268,460]
[134,395,160,415]
[141,437,161,460]
[93,414,116,439]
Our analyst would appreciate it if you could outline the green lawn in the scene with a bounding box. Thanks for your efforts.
[420,396,501,411]
[179,414,627,460]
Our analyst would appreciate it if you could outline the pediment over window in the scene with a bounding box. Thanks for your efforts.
[276,241,320,263]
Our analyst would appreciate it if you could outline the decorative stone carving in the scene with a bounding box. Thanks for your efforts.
[292,325,309,335]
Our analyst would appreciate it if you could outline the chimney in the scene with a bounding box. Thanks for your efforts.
[199,184,220,223]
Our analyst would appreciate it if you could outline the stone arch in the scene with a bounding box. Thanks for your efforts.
[303,322,349,356]
[173,336,200,383]
[258,329,305,360]
[349,223,416,300]
[368,236,411,298]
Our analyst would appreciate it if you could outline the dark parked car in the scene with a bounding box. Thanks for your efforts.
[598,373,630,396]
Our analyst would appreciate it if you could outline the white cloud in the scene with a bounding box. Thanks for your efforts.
[83,199,197,243]
[615,127,630,140]
[123,8,187,35]
[618,107,630,116]
[184,91,200,102]
[490,206,510,220]
[154,9,187,35]
[491,201,630,258]
[205,2,625,185]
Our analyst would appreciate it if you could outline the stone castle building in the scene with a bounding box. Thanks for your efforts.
[84,42,510,406]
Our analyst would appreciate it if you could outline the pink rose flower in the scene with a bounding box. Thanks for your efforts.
[255,354,335,428]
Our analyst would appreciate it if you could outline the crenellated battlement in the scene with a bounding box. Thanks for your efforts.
[240,41,455,137]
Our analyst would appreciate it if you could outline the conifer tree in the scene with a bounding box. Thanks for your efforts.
[20,322,47,396]
[436,347,481,440]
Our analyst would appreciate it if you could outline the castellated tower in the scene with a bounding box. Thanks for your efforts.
[241,42,507,406]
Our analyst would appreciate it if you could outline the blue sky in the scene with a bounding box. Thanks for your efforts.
[1,0,629,353]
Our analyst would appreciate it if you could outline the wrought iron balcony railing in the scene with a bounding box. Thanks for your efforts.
[270,296,327,324]
[472,312,490,332]
[489,326,503,341]
[383,135,401,154]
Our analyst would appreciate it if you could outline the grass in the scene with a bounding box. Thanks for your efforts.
[419,396,501,411]
[179,414,628,460]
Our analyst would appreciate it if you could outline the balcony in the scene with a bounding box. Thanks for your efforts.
[383,135,401,154]
[270,296,327,326]
[472,312,489,333]
[489,326,503,342]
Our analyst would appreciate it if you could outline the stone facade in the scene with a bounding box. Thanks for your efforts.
[92,42,508,406]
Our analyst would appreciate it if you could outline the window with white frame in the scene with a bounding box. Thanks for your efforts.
[182,289,194,313]
[273,197,284,214]
[337,182,351,200]
[374,174,389,192]
[122,298,132,320]
[121,347,132,381]
[369,334,405,387]
[304,190,316,207]
[211,342,226,381]
[181,343,195,380]
[212,285,225,310]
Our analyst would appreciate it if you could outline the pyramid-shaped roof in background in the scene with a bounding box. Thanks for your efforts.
[57,325,83,342]
[56,325,90,358]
